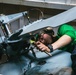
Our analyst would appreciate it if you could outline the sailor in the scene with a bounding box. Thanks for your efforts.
[35,24,76,74]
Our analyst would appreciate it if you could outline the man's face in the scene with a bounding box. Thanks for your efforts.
[38,33,53,45]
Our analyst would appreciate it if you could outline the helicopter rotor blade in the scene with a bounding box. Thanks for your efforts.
[20,6,76,35]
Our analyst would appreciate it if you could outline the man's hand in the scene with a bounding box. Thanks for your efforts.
[35,41,50,53]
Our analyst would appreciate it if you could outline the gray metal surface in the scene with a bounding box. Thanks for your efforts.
[26,50,72,75]
[0,56,31,75]
[20,6,76,35]
[0,12,27,23]
[0,50,72,75]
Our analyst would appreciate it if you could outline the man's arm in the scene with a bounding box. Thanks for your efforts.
[35,35,72,53]
[51,35,72,50]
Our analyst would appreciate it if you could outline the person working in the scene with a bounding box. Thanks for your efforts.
[35,24,76,74]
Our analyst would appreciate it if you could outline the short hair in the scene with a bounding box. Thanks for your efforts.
[44,27,54,35]
[35,27,54,41]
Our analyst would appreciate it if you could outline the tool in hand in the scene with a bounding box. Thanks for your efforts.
[30,40,52,56]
